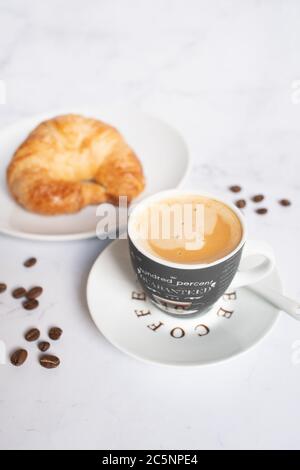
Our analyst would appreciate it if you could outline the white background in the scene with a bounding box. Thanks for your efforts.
[0,0,300,450]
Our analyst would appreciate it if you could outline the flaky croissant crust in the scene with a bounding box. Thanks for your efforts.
[7,114,145,215]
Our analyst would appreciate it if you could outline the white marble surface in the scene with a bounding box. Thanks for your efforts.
[1,0,300,450]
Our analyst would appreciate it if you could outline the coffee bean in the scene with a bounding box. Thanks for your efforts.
[12,287,27,299]
[11,349,28,367]
[229,185,242,193]
[40,355,60,369]
[24,257,37,268]
[25,328,40,342]
[26,286,43,300]
[279,199,291,206]
[256,208,268,215]
[38,341,50,352]
[49,327,63,341]
[252,194,264,203]
[235,199,246,209]
[23,298,39,310]
[0,283,7,294]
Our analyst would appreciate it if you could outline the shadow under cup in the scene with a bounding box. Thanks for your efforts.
[128,237,244,315]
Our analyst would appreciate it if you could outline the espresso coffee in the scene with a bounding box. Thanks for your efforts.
[132,195,243,264]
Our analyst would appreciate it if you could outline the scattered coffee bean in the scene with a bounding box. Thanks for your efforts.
[12,287,27,299]
[24,257,37,268]
[0,283,7,294]
[11,349,28,367]
[256,208,268,215]
[38,341,50,352]
[235,199,246,209]
[279,199,291,206]
[252,194,264,203]
[49,327,63,341]
[25,328,40,342]
[229,185,242,193]
[26,286,43,300]
[40,355,60,369]
[23,298,39,310]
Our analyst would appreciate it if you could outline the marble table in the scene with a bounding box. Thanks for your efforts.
[0,0,300,450]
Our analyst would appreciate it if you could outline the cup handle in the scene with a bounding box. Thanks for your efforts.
[230,240,275,289]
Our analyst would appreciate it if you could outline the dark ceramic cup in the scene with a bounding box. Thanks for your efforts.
[128,190,274,316]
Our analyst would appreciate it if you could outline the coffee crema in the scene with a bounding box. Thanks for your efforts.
[132,195,243,264]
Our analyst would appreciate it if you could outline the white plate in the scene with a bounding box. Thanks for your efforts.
[87,239,282,367]
[0,108,190,241]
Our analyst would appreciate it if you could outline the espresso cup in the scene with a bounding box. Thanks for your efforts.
[128,190,275,316]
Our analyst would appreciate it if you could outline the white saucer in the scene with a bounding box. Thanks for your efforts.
[87,239,282,366]
[0,107,190,241]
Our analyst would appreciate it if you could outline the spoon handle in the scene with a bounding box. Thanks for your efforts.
[248,284,300,321]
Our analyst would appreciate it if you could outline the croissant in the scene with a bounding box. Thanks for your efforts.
[7,114,145,215]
